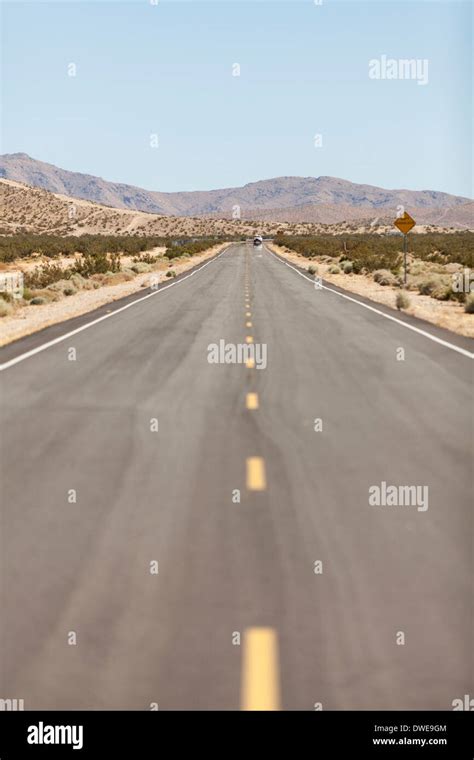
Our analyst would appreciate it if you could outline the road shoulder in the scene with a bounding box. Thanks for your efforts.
[266,242,474,340]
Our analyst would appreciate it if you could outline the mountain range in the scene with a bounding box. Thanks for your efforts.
[0,153,472,227]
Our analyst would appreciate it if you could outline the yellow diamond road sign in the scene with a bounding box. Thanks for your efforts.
[394,211,416,235]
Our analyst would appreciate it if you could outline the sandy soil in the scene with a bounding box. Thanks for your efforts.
[267,243,474,339]
[0,243,229,347]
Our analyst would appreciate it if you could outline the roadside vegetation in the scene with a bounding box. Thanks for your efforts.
[275,232,473,268]
[0,233,228,316]
[275,232,473,307]
[164,238,225,260]
[0,233,175,263]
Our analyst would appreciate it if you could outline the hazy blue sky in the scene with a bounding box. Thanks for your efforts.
[1,0,472,196]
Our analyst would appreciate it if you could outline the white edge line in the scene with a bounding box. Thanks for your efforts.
[0,245,233,371]
[265,247,474,360]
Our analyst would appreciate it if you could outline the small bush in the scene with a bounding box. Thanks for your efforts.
[74,252,121,277]
[416,275,454,301]
[68,273,96,291]
[0,300,12,317]
[133,253,158,264]
[328,266,341,274]
[70,273,87,289]
[30,289,57,303]
[22,287,33,301]
[30,297,46,305]
[374,269,397,286]
[25,263,71,289]
[343,261,353,274]
[166,270,177,278]
[63,287,76,296]
[308,264,318,275]
[418,278,441,296]
[396,292,410,311]
[46,278,74,293]
[100,272,133,286]
[464,294,474,313]
[131,262,151,274]
[431,284,453,301]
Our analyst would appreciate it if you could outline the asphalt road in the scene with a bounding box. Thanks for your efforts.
[0,242,472,710]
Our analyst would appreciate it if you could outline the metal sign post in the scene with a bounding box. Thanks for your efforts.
[403,233,408,286]
[394,212,416,286]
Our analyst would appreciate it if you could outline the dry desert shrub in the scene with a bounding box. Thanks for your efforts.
[0,299,13,317]
[464,294,474,313]
[396,292,410,310]
[373,269,398,286]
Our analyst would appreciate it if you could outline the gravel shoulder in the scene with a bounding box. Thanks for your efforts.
[267,243,474,338]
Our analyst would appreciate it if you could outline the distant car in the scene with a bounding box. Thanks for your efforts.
[253,235,263,246]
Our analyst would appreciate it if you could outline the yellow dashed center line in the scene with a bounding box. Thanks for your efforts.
[241,628,280,711]
[246,359,255,369]
[246,336,253,344]
[246,457,266,490]
[246,311,251,317]
[246,321,252,328]
[246,392,259,410]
